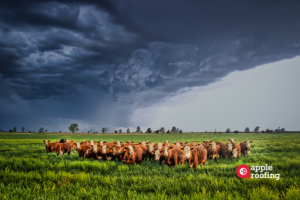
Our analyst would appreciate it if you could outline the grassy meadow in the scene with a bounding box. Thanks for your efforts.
[0,132,300,200]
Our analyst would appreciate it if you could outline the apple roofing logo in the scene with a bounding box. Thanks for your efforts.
[236,164,251,178]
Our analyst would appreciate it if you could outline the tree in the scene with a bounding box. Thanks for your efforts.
[119,129,122,133]
[146,128,152,133]
[26,128,28,132]
[59,131,61,133]
[166,130,171,134]
[9,129,13,133]
[38,127,44,133]
[136,126,141,133]
[45,129,47,133]
[245,127,250,133]
[160,127,165,133]
[13,126,17,132]
[114,130,118,133]
[155,130,160,134]
[127,128,131,133]
[101,127,109,133]
[171,126,177,133]
[21,127,25,132]
[179,129,183,133]
[281,127,285,132]
[68,123,79,133]
[226,128,230,133]
[254,126,260,132]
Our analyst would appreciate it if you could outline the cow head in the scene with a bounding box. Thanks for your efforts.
[43,140,49,146]
[101,145,107,154]
[112,146,119,155]
[155,150,161,161]
[202,140,212,149]
[148,143,154,153]
[165,140,169,144]
[228,139,235,143]
[66,139,69,143]
[163,146,169,157]
[75,142,80,150]
[232,149,238,158]
[175,142,180,147]
[183,146,191,159]
[99,141,103,146]
[128,145,134,155]
[211,142,216,152]
[116,141,121,147]
[92,145,98,153]
[58,150,64,157]
[141,141,146,146]
[157,143,163,150]
[227,143,232,152]
[90,140,94,146]
[244,140,252,149]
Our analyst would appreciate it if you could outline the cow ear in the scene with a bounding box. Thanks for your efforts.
[228,139,230,141]
[210,141,212,143]
[250,141,252,143]
[43,140,45,143]
[202,141,206,143]
[190,148,195,151]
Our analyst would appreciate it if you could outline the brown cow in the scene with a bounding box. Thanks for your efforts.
[123,145,143,165]
[56,143,73,157]
[218,143,233,159]
[202,140,212,149]
[187,146,207,170]
[76,142,93,157]
[231,142,241,159]
[84,145,101,160]
[164,147,185,167]
[154,148,166,165]
[240,140,252,156]
[43,140,59,153]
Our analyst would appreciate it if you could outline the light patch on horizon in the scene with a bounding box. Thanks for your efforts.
[132,56,300,132]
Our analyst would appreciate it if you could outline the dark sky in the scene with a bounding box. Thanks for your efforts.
[1,0,300,132]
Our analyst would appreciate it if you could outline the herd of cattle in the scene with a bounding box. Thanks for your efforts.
[42,139,252,169]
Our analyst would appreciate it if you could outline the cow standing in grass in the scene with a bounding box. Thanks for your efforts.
[123,145,143,165]
[185,146,207,170]
[164,147,185,167]
[76,142,93,158]
[56,143,73,157]
[43,140,59,153]
[218,143,233,159]
[240,140,252,157]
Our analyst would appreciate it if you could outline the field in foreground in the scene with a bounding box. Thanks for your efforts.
[0,133,300,200]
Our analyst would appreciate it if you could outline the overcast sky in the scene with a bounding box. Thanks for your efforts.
[1,0,300,132]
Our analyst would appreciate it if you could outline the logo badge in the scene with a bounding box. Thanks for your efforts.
[236,165,251,178]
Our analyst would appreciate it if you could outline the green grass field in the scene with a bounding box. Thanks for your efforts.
[0,133,300,200]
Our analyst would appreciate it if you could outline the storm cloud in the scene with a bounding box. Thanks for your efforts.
[1,0,300,131]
